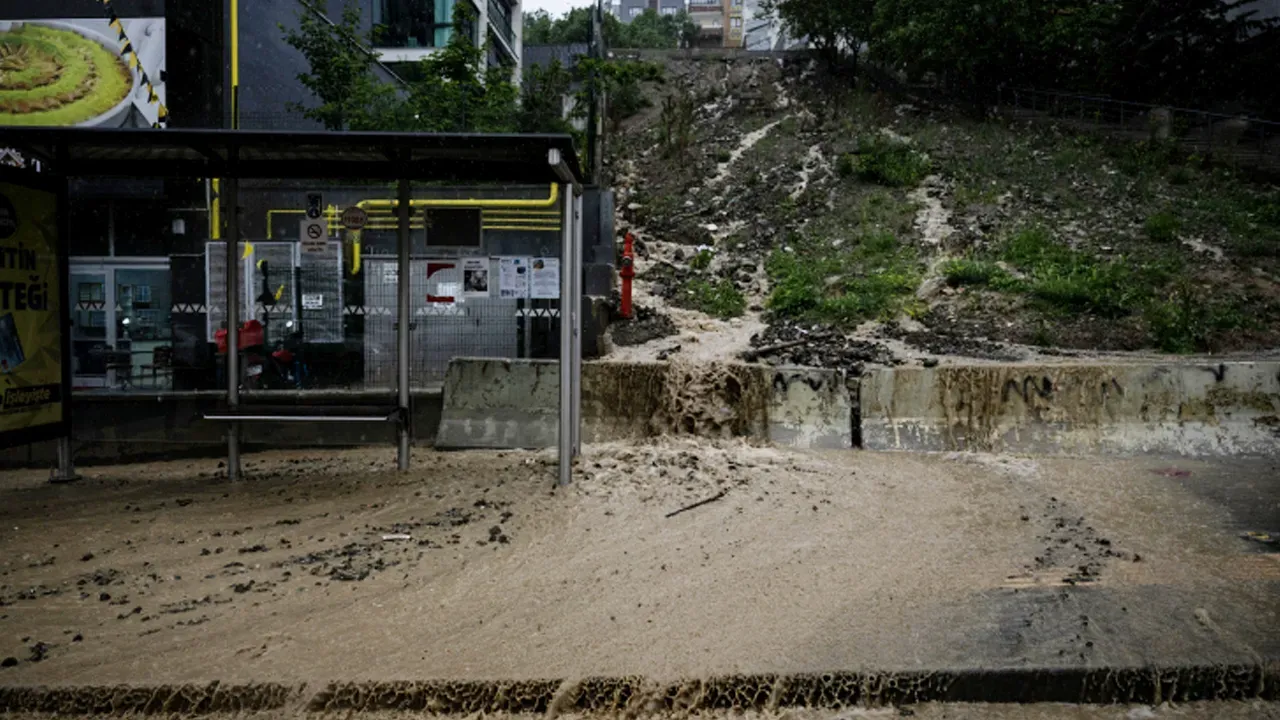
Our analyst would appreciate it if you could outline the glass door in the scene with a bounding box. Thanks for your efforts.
[115,268,173,390]
[69,271,109,388]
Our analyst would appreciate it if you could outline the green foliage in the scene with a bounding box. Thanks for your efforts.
[1144,211,1181,243]
[523,7,698,49]
[573,58,663,133]
[765,229,921,325]
[1144,282,1250,354]
[684,279,746,319]
[940,258,1007,287]
[867,0,1279,111]
[284,1,533,133]
[520,59,575,136]
[759,0,876,67]
[689,247,715,270]
[853,135,930,187]
[281,1,402,131]
[659,92,696,160]
[992,226,1181,319]
[714,149,733,164]
[835,153,856,178]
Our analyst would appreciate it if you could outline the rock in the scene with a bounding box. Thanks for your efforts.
[80,553,94,562]
[27,642,50,662]
[1,657,16,668]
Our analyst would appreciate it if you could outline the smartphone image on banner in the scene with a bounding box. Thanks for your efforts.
[0,313,26,374]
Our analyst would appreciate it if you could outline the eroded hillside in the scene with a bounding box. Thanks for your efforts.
[604,54,1280,370]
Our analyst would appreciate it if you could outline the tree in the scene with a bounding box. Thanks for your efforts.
[281,1,403,130]
[283,0,525,132]
[869,0,1074,98]
[759,0,876,67]
[521,6,696,49]
[867,0,1280,110]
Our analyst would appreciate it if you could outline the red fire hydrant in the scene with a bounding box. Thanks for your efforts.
[620,231,636,320]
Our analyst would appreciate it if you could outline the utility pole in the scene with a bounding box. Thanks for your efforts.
[586,0,605,185]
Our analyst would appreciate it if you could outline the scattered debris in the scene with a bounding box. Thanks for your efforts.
[665,490,728,519]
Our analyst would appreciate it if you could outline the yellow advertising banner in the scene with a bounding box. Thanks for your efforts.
[0,179,65,444]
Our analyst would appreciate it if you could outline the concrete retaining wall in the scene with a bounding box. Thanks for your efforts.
[861,362,1280,456]
[434,358,854,450]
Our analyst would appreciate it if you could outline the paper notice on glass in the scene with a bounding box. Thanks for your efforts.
[462,258,490,298]
[530,257,560,299]
[498,257,531,299]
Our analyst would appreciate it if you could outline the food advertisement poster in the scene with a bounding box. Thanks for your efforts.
[0,173,69,448]
[0,6,167,128]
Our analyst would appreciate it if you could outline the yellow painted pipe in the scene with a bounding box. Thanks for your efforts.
[357,183,559,211]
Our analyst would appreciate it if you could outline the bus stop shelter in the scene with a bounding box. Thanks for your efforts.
[2,127,586,485]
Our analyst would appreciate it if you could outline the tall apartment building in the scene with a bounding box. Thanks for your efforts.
[611,0,688,22]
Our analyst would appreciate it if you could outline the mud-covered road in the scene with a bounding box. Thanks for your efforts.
[0,444,1276,691]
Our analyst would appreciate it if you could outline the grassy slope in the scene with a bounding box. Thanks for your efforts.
[612,58,1280,356]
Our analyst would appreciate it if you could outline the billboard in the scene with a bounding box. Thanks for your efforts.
[0,10,166,128]
[0,169,70,449]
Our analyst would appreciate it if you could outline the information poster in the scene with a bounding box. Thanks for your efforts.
[498,257,530,299]
[530,258,560,300]
[0,176,67,448]
[462,258,489,298]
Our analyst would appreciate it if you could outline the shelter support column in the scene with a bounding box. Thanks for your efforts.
[50,437,78,484]
[225,177,241,482]
[396,177,411,471]
[571,191,583,457]
[558,183,574,487]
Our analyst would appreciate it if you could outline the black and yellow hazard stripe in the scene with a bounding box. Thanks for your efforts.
[99,0,167,127]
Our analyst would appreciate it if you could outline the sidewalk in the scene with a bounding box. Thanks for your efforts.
[0,443,1276,707]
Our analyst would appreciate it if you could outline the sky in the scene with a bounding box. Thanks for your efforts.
[524,0,596,16]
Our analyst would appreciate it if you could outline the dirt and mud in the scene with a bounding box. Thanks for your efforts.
[602,54,1280,371]
[0,445,1276,693]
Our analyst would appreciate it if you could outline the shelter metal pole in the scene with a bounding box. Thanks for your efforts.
[396,177,411,472]
[50,436,78,484]
[558,183,573,486]
[571,191,583,457]
[225,177,241,482]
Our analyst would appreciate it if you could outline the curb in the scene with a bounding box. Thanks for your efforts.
[3,664,1277,714]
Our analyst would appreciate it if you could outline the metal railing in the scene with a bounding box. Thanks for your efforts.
[487,0,516,53]
[998,86,1280,171]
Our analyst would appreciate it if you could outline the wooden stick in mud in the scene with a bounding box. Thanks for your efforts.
[665,490,727,518]
[740,332,834,362]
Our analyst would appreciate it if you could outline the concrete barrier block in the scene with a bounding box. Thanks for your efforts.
[435,359,561,449]
[435,359,854,450]
[861,362,1280,457]
[768,367,856,450]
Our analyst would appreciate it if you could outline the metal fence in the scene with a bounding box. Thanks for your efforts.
[998,87,1280,172]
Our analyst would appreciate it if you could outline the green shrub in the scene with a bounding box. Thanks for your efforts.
[765,231,921,325]
[689,247,714,270]
[836,153,856,178]
[1144,211,1180,243]
[714,149,732,163]
[1144,284,1249,354]
[853,135,930,187]
[941,259,1005,287]
[685,278,746,319]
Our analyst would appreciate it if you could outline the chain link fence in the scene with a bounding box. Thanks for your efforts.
[998,87,1280,172]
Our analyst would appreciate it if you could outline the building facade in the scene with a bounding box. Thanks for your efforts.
[610,0,687,23]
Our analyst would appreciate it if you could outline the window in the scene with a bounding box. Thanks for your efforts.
[629,6,643,17]
[731,17,742,27]
[661,6,677,14]
[372,0,463,48]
